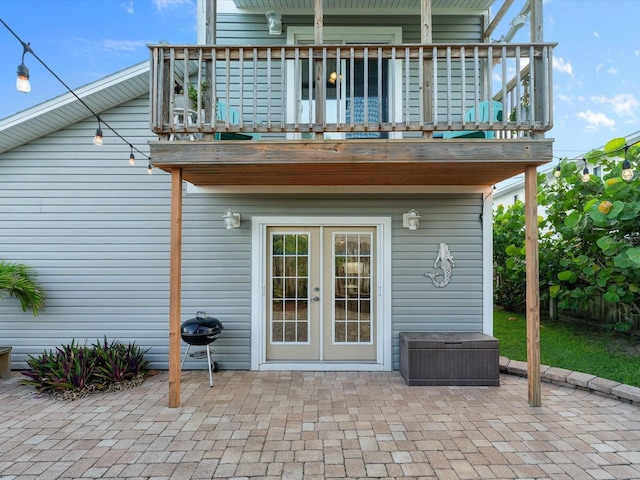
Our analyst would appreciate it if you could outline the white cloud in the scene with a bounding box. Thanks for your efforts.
[557,94,571,103]
[610,94,640,119]
[553,56,573,77]
[596,64,603,75]
[121,1,134,13]
[102,39,150,52]
[593,31,600,39]
[590,96,607,104]
[153,0,192,10]
[575,110,615,133]
[636,50,640,56]
[607,67,618,75]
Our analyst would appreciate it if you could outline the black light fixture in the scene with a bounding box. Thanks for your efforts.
[581,159,590,183]
[554,165,561,178]
[622,145,634,181]
[16,41,32,93]
[93,118,103,146]
[128,145,136,166]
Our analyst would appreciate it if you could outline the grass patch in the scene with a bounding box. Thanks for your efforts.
[494,309,640,387]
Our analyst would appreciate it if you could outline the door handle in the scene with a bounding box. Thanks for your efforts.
[312,296,320,302]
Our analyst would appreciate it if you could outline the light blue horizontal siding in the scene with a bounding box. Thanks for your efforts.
[1,11,488,372]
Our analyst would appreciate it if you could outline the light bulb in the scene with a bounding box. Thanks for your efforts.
[581,167,590,183]
[622,160,634,181]
[16,63,31,93]
[93,128,103,146]
[147,163,153,175]
[129,152,136,166]
[553,166,561,178]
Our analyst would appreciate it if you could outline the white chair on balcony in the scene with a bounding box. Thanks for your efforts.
[169,107,198,141]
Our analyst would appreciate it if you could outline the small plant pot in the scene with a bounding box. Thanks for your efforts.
[173,94,194,111]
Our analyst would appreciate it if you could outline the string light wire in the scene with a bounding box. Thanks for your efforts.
[0,17,151,165]
[551,141,637,182]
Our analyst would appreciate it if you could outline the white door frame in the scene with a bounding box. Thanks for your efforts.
[251,216,392,371]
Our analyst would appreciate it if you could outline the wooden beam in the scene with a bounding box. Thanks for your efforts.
[168,168,183,408]
[484,0,516,41]
[149,139,554,165]
[314,0,324,140]
[421,0,433,139]
[525,164,541,407]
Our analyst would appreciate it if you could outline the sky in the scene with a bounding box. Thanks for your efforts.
[1,0,639,162]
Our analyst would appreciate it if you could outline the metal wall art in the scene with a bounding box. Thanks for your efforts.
[425,242,455,288]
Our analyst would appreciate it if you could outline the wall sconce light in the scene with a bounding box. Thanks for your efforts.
[511,14,527,29]
[222,209,241,229]
[265,11,282,35]
[328,71,342,85]
[402,209,421,230]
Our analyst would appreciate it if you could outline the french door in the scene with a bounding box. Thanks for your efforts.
[266,226,376,362]
[287,27,402,140]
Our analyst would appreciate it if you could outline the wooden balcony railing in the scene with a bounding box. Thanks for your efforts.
[149,43,555,140]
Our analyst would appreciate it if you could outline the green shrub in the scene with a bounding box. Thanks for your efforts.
[92,337,149,384]
[0,260,46,316]
[22,337,149,396]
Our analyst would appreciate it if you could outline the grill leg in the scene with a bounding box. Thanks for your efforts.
[206,344,213,387]
[180,344,191,372]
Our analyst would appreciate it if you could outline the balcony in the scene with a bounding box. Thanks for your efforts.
[148,42,555,187]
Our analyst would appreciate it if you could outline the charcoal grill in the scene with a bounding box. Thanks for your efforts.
[180,311,223,387]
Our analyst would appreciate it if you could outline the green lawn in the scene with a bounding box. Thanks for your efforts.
[493,309,640,387]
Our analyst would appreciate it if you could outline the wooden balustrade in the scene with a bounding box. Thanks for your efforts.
[149,42,555,140]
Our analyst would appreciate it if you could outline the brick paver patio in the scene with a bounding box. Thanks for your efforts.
[1,370,639,479]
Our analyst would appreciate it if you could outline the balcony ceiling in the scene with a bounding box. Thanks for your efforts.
[232,0,495,9]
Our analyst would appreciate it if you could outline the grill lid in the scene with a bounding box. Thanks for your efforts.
[181,311,223,345]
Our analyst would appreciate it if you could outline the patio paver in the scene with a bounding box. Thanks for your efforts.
[1,370,639,479]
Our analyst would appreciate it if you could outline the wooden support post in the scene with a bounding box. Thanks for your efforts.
[168,168,183,408]
[531,0,545,134]
[314,0,324,140]
[525,164,541,407]
[203,0,216,139]
[421,0,433,138]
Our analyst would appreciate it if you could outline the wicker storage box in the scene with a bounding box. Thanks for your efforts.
[399,332,499,386]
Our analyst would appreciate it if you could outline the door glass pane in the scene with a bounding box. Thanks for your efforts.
[333,233,373,344]
[270,233,310,344]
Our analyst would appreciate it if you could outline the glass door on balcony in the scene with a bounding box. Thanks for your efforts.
[288,27,402,140]
[299,57,389,139]
[266,226,376,362]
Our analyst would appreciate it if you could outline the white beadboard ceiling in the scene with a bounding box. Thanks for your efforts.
[0,62,149,155]
[233,0,495,9]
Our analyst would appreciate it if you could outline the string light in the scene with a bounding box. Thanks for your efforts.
[93,118,103,146]
[581,159,590,183]
[1,17,151,169]
[622,146,634,181]
[147,162,153,175]
[551,141,638,183]
[129,146,136,166]
[16,42,32,93]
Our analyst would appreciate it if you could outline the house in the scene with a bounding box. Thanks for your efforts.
[0,0,554,407]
